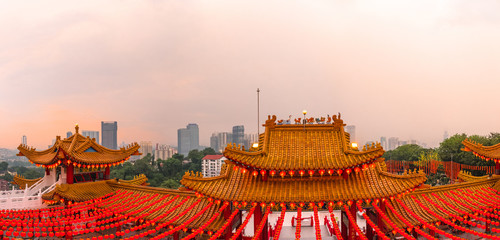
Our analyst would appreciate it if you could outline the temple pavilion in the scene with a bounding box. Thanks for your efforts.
[1,114,500,240]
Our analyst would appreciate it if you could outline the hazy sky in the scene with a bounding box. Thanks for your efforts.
[1,0,499,149]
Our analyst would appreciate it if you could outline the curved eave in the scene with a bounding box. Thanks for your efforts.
[181,160,426,203]
[385,176,500,230]
[12,175,42,189]
[462,139,500,160]
[17,142,60,165]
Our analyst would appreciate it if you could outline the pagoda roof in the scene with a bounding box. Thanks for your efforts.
[181,159,426,203]
[457,170,489,182]
[17,125,140,167]
[11,175,42,189]
[462,138,500,160]
[385,175,500,230]
[224,114,384,171]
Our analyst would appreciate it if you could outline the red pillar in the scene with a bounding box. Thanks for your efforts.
[495,162,500,175]
[341,209,348,239]
[45,168,50,176]
[429,229,435,238]
[254,206,262,240]
[348,204,357,240]
[105,166,110,180]
[377,201,386,233]
[224,206,232,240]
[173,231,179,240]
[66,164,74,184]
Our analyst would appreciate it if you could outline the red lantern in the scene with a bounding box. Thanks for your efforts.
[289,170,295,176]
[308,170,314,176]
[270,170,276,177]
[279,171,286,178]
[260,170,266,176]
[345,168,352,175]
[252,171,259,177]
[337,169,343,176]
[299,170,305,176]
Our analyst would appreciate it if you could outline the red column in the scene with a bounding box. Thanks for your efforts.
[66,164,74,184]
[224,206,232,240]
[429,229,435,238]
[377,201,386,233]
[348,204,357,240]
[173,231,179,240]
[105,166,110,180]
[254,206,262,240]
[495,162,500,175]
[341,209,348,239]
[45,168,50,176]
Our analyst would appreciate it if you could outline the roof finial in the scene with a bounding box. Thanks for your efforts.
[75,123,79,134]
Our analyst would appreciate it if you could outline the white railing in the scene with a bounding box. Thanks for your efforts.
[0,194,46,209]
[41,178,62,195]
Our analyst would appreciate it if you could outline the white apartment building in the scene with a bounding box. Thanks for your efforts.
[201,155,227,177]
[155,144,177,161]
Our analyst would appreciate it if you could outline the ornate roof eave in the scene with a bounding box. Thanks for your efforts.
[462,138,500,160]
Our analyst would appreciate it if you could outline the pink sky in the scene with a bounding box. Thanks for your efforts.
[1,0,499,149]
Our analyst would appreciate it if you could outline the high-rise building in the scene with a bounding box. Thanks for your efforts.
[82,131,100,144]
[177,123,199,156]
[201,155,226,177]
[66,131,72,139]
[210,132,232,153]
[232,125,245,146]
[244,133,259,148]
[155,144,177,161]
[345,125,356,142]
[139,141,153,157]
[101,121,118,150]
[22,135,27,145]
[380,137,387,150]
[443,131,449,141]
[388,137,399,150]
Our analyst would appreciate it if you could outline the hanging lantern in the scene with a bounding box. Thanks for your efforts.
[337,169,343,176]
[299,170,305,176]
[252,171,259,177]
[279,171,286,178]
[270,170,276,177]
[260,170,266,176]
[354,167,361,173]
[289,170,295,176]
[308,170,314,176]
[345,168,352,175]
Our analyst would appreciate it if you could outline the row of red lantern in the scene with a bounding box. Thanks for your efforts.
[252,206,271,240]
[412,195,496,239]
[382,201,417,239]
[312,206,323,240]
[472,152,500,163]
[229,206,256,240]
[272,207,286,239]
[295,207,302,239]
[208,207,240,240]
[343,204,368,240]
[234,162,378,179]
[327,206,343,240]
[443,191,493,223]
[356,202,390,240]
[149,199,205,240]
[183,202,230,240]
[462,188,500,214]
[396,198,464,240]
[454,189,500,227]
[454,189,493,211]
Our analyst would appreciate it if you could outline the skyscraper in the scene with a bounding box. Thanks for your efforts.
[139,141,154,157]
[82,130,100,144]
[22,135,27,145]
[177,123,199,156]
[443,131,449,141]
[345,125,356,142]
[101,121,118,150]
[380,137,387,150]
[232,125,245,146]
[388,137,399,151]
[66,131,72,139]
[210,132,232,153]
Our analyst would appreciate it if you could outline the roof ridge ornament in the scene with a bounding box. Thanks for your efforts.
[75,124,79,134]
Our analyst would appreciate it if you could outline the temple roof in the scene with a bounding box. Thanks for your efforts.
[11,175,42,189]
[17,125,140,167]
[181,159,426,203]
[457,170,489,182]
[462,139,500,160]
[385,176,500,230]
[224,114,384,171]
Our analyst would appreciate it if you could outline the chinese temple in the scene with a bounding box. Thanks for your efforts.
[1,115,499,240]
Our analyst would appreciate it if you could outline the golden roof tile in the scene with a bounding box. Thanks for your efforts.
[11,175,42,189]
[462,138,500,160]
[17,125,140,166]
[181,159,426,203]
[224,114,384,171]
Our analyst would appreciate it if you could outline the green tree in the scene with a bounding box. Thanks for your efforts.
[160,179,180,189]
[202,148,216,156]
[0,162,8,172]
[187,150,204,164]
[383,144,429,162]
[437,134,492,166]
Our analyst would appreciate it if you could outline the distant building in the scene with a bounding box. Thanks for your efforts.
[66,131,72,139]
[178,123,199,156]
[244,133,259,148]
[380,137,387,150]
[0,179,9,191]
[210,132,232,153]
[232,125,245,146]
[139,141,153,157]
[201,155,226,177]
[22,135,27,145]
[155,144,177,161]
[443,131,449,141]
[388,137,399,151]
[82,130,100,144]
[345,125,356,143]
[101,121,118,150]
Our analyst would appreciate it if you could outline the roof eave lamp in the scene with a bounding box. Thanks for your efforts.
[351,142,358,151]
[251,143,259,151]
[303,110,307,129]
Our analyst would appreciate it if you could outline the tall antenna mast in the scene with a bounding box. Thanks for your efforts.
[257,88,260,136]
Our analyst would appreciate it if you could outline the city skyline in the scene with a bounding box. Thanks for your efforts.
[1,1,500,149]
